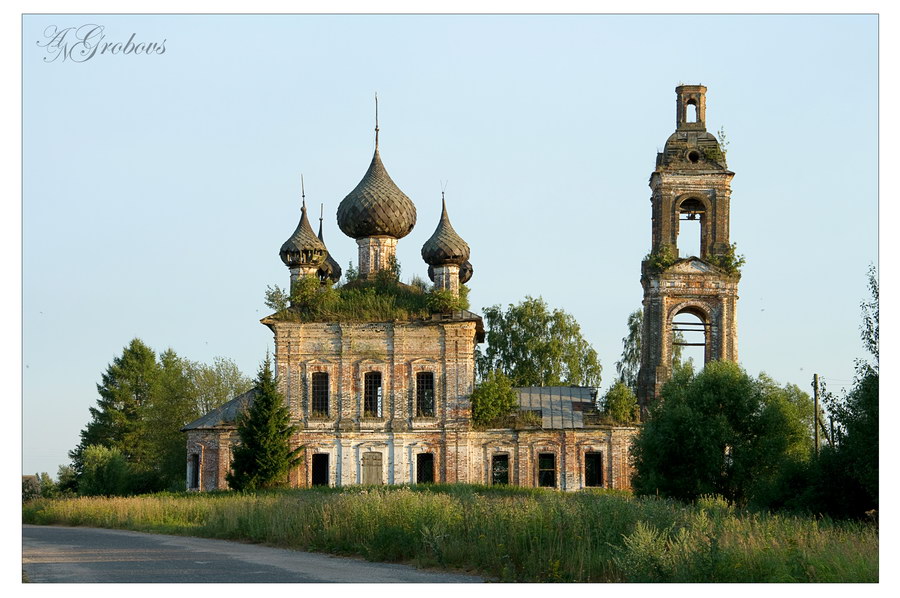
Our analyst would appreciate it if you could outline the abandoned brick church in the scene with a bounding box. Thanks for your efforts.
[183,85,738,491]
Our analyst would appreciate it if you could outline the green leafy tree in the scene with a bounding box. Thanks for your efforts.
[37,472,57,498]
[476,297,602,387]
[602,381,639,424]
[143,350,201,490]
[264,284,289,312]
[22,476,40,502]
[189,357,253,416]
[79,445,131,496]
[470,370,519,425]
[631,361,810,505]
[55,465,77,495]
[227,356,302,490]
[615,310,643,390]
[807,266,879,517]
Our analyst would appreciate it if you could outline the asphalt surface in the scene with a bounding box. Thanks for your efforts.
[22,525,484,583]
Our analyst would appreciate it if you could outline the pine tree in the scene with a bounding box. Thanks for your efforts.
[226,356,301,490]
[69,339,160,478]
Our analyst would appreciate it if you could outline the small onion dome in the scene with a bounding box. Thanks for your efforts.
[280,202,327,268]
[421,196,470,267]
[428,260,473,284]
[317,216,343,283]
[336,148,417,239]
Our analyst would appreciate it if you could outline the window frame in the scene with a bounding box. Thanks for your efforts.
[537,452,557,488]
[415,371,435,417]
[310,371,330,418]
[363,371,383,418]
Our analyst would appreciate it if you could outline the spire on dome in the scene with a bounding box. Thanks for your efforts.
[316,202,342,283]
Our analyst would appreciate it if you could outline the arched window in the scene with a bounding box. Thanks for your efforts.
[686,100,698,123]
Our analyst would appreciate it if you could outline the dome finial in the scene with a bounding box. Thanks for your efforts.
[301,173,307,210]
[374,92,379,149]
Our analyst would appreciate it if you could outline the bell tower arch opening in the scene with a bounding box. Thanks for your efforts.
[671,308,707,370]
[677,197,707,258]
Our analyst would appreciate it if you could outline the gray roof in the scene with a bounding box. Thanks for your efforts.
[421,197,470,267]
[514,386,598,429]
[336,148,417,240]
[181,388,256,431]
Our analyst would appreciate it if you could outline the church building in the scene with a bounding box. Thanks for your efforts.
[182,85,737,492]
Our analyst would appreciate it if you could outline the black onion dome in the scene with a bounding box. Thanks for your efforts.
[336,148,417,239]
[421,197,470,266]
[280,202,327,268]
[317,217,343,283]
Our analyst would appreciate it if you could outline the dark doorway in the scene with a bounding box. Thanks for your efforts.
[311,453,329,487]
[584,452,603,487]
[538,453,556,488]
[189,453,200,489]
[362,451,382,485]
[416,453,434,484]
[491,454,509,485]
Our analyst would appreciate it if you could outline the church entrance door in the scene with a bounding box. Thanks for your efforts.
[362,451,382,485]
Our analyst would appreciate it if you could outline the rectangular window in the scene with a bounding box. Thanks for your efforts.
[491,454,509,486]
[584,452,603,487]
[416,453,435,484]
[416,372,435,417]
[538,453,556,488]
[364,371,382,417]
[311,372,329,417]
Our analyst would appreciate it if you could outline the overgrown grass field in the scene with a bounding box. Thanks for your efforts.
[22,485,877,582]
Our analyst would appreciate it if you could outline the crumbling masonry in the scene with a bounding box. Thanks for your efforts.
[637,85,739,408]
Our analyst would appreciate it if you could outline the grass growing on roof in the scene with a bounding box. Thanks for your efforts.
[269,274,470,323]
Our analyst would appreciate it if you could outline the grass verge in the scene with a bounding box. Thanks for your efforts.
[22,484,877,582]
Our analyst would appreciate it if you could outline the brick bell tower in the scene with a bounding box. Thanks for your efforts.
[636,85,740,409]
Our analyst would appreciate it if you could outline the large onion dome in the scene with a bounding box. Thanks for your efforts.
[317,209,343,283]
[280,201,327,268]
[421,195,470,267]
[336,146,417,239]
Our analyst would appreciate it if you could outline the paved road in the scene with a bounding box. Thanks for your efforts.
[22,525,483,583]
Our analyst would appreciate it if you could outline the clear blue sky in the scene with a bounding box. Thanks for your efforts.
[22,14,877,476]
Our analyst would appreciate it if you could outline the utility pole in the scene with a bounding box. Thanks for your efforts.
[813,373,820,456]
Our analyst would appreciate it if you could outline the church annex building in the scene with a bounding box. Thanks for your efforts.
[182,85,738,492]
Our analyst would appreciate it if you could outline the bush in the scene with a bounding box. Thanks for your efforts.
[602,381,639,424]
[644,245,677,273]
[706,242,745,276]
[79,445,132,496]
[471,370,519,426]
